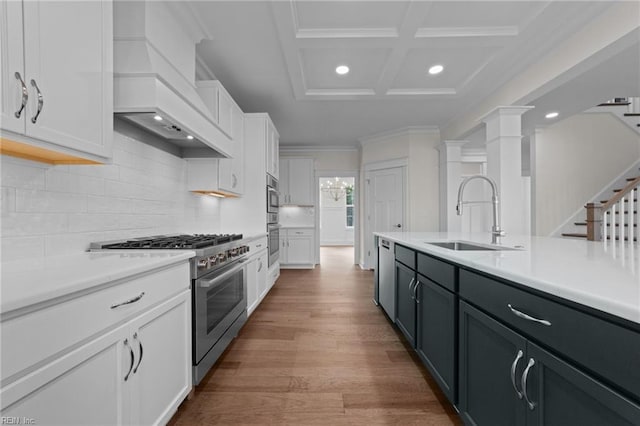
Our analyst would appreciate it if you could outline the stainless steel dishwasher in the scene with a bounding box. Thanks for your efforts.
[378,238,395,321]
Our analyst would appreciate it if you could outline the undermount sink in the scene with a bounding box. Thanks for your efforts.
[426,241,520,251]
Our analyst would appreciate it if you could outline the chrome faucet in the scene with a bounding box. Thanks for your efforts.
[456,175,505,244]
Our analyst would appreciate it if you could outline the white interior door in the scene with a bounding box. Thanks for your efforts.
[365,167,404,268]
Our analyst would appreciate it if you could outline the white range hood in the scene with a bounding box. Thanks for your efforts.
[113,1,231,158]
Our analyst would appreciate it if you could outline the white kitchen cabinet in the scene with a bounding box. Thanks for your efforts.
[246,248,268,316]
[0,263,192,425]
[217,103,244,195]
[0,0,113,163]
[279,158,314,205]
[280,228,315,268]
[266,118,279,179]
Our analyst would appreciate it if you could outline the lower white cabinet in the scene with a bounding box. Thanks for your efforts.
[280,228,315,268]
[0,265,192,426]
[247,248,269,316]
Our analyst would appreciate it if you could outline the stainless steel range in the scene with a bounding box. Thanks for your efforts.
[90,234,250,384]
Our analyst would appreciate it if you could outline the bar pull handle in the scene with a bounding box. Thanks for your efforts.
[111,292,145,309]
[510,349,524,399]
[133,332,144,374]
[408,278,416,300]
[30,79,43,123]
[414,280,421,304]
[14,72,28,118]
[508,304,551,326]
[124,338,134,381]
[521,358,537,410]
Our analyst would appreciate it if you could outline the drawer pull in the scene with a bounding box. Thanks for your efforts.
[521,358,537,410]
[111,292,146,309]
[507,304,551,326]
[510,349,524,399]
[124,338,134,381]
[256,244,262,248]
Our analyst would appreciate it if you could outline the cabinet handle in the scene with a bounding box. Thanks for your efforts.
[124,338,134,381]
[258,261,263,272]
[30,79,43,124]
[232,174,237,188]
[133,332,144,374]
[14,72,28,118]
[408,278,416,300]
[256,244,262,248]
[521,358,536,410]
[507,304,551,326]
[111,292,146,309]
[413,280,421,304]
[510,349,524,399]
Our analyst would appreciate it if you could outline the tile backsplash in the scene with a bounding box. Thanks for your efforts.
[1,132,222,261]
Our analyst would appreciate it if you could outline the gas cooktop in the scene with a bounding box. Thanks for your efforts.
[91,234,243,250]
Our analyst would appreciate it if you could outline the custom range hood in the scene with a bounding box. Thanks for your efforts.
[113,1,231,158]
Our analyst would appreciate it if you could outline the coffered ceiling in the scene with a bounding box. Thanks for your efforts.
[192,1,637,147]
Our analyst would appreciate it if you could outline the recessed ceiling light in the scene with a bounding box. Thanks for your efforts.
[545,112,559,119]
[153,115,163,121]
[428,64,444,75]
[335,65,349,75]
[187,135,194,140]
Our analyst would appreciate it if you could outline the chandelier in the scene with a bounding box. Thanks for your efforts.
[320,177,352,202]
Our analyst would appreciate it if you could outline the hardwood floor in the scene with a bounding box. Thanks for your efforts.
[169,247,461,425]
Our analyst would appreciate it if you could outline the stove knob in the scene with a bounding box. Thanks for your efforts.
[209,255,217,265]
[197,258,208,268]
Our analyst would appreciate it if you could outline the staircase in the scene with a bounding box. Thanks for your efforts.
[562,173,639,242]
[586,97,640,135]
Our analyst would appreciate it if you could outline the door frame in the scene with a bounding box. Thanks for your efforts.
[315,170,360,266]
[362,158,408,269]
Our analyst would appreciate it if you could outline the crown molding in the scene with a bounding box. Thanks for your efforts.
[415,26,519,38]
[386,88,457,96]
[280,145,360,153]
[296,28,399,39]
[359,126,440,146]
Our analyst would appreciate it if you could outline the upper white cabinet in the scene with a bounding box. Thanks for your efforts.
[266,118,279,179]
[217,104,244,195]
[194,80,245,196]
[0,0,113,164]
[280,158,314,205]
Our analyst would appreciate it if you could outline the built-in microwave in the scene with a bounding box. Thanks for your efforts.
[267,174,279,215]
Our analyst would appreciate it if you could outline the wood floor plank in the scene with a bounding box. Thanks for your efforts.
[169,247,462,425]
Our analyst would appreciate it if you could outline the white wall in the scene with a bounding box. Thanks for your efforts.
[533,113,640,236]
[280,148,359,171]
[319,177,354,246]
[1,132,222,261]
[360,129,440,232]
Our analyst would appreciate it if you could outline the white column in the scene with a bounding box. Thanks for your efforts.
[482,106,534,236]
[437,140,468,232]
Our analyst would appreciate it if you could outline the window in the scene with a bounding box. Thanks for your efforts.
[346,186,354,228]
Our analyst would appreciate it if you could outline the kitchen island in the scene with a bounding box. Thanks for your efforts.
[374,231,640,426]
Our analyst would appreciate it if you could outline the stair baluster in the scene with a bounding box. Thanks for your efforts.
[585,176,639,242]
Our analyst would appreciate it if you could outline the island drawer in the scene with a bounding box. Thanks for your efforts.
[459,268,640,401]
[395,244,415,269]
[1,262,190,383]
[417,253,455,292]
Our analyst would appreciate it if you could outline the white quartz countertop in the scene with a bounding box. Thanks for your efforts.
[1,251,195,314]
[374,232,640,325]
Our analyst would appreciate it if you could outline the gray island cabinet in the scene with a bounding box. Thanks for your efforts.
[378,235,640,426]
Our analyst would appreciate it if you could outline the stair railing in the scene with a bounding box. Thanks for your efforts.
[586,176,640,242]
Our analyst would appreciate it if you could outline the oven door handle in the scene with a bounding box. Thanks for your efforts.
[198,260,246,288]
